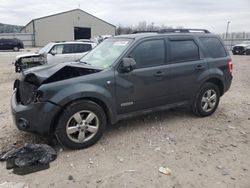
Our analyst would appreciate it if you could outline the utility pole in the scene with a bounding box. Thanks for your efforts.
[226,21,230,39]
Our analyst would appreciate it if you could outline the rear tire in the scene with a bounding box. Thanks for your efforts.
[55,100,106,149]
[193,82,220,117]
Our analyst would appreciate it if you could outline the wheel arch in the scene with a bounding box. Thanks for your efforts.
[50,97,113,134]
[203,77,224,96]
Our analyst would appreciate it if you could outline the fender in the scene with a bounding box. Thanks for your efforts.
[49,83,115,112]
[197,69,225,96]
[191,68,225,104]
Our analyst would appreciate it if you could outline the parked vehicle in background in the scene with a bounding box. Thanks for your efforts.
[0,38,24,51]
[14,41,97,72]
[232,41,250,55]
[11,29,232,149]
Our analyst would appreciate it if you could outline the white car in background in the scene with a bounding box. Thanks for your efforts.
[15,41,97,72]
[232,41,250,55]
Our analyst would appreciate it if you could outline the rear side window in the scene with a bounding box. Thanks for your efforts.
[62,44,75,54]
[200,37,227,58]
[170,40,200,63]
[74,44,92,53]
[130,40,165,68]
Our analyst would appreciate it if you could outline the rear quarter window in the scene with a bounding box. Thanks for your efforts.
[200,37,227,58]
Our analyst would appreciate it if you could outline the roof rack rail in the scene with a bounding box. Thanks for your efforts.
[158,29,210,33]
[132,31,157,34]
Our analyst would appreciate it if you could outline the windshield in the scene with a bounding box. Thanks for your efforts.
[39,43,54,54]
[80,38,132,69]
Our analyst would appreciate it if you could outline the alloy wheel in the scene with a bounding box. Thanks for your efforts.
[66,110,99,143]
[201,89,217,113]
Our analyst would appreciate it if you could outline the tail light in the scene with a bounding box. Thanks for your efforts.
[228,59,233,75]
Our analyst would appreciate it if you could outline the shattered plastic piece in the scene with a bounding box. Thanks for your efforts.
[159,167,172,175]
[0,143,56,175]
[227,125,236,129]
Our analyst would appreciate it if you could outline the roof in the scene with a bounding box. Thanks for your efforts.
[22,9,116,30]
[50,41,97,45]
[114,31,215,40]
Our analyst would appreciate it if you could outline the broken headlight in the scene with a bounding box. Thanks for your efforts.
[34,90,44,103]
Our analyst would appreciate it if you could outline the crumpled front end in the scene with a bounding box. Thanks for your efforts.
[15,54,46,73]
[11,62,102,135]
[11,74,61,135]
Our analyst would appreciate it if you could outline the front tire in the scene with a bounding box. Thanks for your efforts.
[193,82,220,117]
[55,100,106,149]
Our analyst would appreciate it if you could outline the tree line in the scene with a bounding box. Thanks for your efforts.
[0,23,22,33]
[116,21,184,35]
[116,21,250,39]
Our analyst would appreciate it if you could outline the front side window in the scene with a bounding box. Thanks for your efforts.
[130,40,165,68]
[80,38,132,69]
[50,44,63,54]
[170,40,200,63]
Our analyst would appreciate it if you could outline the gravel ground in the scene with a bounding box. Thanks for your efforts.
[0,49,249,188]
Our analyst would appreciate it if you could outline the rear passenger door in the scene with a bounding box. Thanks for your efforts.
[167,37,208,102]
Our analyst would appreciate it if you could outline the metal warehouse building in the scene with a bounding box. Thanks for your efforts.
[21,9,116,46]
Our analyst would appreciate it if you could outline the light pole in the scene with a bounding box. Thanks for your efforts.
[226,21,230,39]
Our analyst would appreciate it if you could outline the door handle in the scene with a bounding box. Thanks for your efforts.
[154,71,165,77]
[196,64,205,70]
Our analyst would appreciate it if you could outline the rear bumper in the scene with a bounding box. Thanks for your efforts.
[224,75,233,94]
[11,91,61,136]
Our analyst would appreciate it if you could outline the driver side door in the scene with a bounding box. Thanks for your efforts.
[115,39,172,114]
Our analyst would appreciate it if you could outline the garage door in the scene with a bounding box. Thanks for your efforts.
[74,27,91,40]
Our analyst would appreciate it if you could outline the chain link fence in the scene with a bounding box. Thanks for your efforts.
[222,38,250,51]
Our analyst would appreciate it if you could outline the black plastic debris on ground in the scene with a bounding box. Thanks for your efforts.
[0,143,57,175]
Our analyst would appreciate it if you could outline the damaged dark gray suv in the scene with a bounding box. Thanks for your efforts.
[11,29,233,149]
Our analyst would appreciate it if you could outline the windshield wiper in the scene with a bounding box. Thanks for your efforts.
[79,61,104,70]
[80,61,92,66]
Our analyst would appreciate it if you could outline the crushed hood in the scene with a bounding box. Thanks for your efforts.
[15,53,41,60]
[22,61,102,86]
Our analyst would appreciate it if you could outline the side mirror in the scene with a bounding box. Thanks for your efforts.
[120,58,136,73]
[50,52,56,56]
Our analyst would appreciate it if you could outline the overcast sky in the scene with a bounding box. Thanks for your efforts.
[0,0,250,33]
